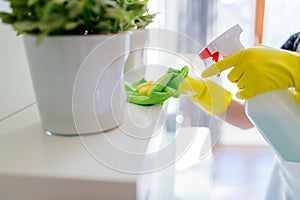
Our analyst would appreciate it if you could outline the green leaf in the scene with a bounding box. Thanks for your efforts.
[53,0,66,4]
[0,12,15,24]
[39,14,65,32]
[35,32,48,46]
[105,7,129,21]
[28,0,38,7]
[13,20,39,31]
[10,0,28,7]
[95,20,113,31]
[64,21,79,30]
[34,4,44,19]
[67,2,83,18]
[43,1,55,15]
[83,6,92,22]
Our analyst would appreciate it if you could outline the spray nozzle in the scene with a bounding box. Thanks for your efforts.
[199,24,244,62]
[199,47,220,62]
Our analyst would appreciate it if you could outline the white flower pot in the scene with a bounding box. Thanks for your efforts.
[124,29,149,81]
[23,33,130,136]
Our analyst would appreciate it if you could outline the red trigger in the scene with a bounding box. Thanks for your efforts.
[212,52,220,62]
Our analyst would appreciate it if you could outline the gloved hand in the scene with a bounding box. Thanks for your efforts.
[201,46,300,99]
[179,76,231,115]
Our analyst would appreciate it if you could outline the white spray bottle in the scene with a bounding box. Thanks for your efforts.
[199,24,300,162]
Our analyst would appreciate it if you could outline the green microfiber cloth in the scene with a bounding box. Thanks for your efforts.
[125,66,189,105]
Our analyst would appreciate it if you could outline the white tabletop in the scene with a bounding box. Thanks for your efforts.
[0,101,211,200]
[0,102,169,200]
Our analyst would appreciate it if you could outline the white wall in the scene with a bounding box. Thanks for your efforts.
[0,22,36,120]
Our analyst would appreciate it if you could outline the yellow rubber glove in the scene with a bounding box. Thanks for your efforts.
[295,92,300,104]
[179,76,232,115]
[201,46,300,99]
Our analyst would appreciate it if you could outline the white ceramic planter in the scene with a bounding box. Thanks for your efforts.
[23,33,130,136]
[124,29,149,82]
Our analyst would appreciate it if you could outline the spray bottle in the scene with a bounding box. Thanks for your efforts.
[199,24,300,162]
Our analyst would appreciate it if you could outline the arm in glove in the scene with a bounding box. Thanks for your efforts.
[201,46,300,99]
[179,76,232,115]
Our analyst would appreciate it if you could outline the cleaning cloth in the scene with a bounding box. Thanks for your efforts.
[125,66,189,105]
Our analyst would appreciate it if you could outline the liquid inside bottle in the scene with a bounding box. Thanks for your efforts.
[245,89,300,162]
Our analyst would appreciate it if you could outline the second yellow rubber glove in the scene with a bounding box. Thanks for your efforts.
[201,46,300,99]
[179,76,232,115]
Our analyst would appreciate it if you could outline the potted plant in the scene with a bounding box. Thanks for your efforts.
[0,0,155,136]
